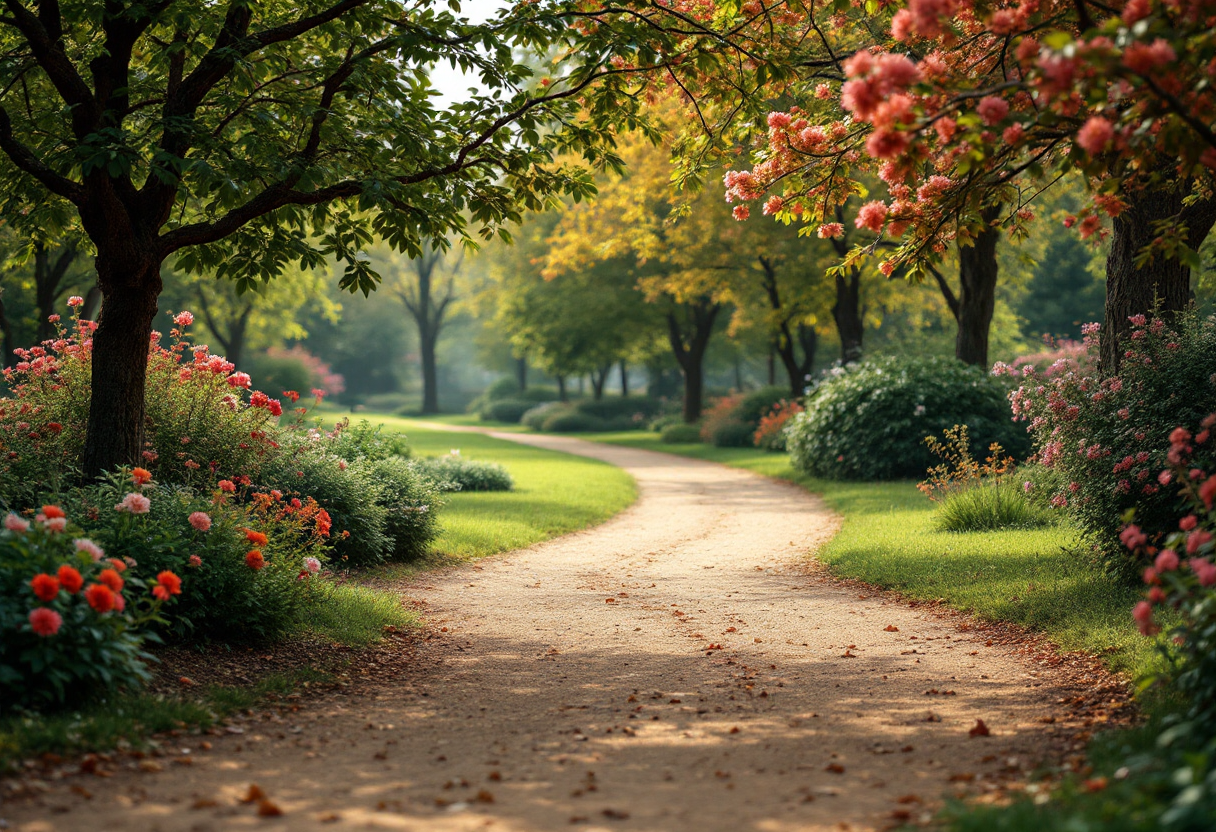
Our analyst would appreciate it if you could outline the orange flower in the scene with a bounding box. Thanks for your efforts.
[152,585,170,601]
[56,565,84,594]
[108,558,127,573]
[30,573,60,601]
[40,504,65,519]
[156,571,182,596]
[245,529,269,546]
[245,550,265,570]
[99,568,124,593]
[85,583,115,613]
[131,467,152,485]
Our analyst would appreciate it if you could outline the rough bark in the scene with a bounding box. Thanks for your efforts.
[832,268,865,365]
[929,205,1002,368]
[756,255,817,395]
[83,258,163,478]
[1102,187,1216,371]
[81,284,102,322]
[419,329,439,414]
[398,245,455,416]
[666,299,720,422]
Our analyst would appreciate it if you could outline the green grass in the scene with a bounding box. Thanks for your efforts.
[0,668,330,772]
[350,417,637,562]
[582,430,1162,681]
[304,582,417,646]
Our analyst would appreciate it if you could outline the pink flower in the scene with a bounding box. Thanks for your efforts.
[1190,558,1216,587]
[766,111,792,129]
[115,492,151,514]
[1154,549,1179,572]
[173,311,195,327]
[218,479,236,493]
[817,223,845,239]
[1180,515,1199,531]
[1119,524,1147,550]
[74,538,105,561]
[976,96,1009,126]
[1076,117,1115,154]
[67,296,84,308]
[226,372,252,389]
[42,517,67,533]
[188,511,212,532]
[1186,529,1212,555]
[1122,39,1176,74]
[28,607,62,637]
[1200,475,1216,509]
[732,205,750,221]
[188,554,202,567]
[4,513,29,533]
[304,557,322,575]
[1132,601,1158,636]
[855,200,888,232]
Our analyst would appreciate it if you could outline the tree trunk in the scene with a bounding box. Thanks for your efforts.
[83,263,162,478]
[590,365,610,400]
[775,323,818,397]
[226,306,250,371]
[1102,187,1216,371]
[619,360,629,397]
[832,268,865,364]
[666,300,720,422]
[954,207,1001,368]
[418,324,439,414]
[0,293,14,368]
[557,375,567,402]
[767,350,776,386]
[516,355,527,391]
[82,285,102,322]
[577,376,584,396]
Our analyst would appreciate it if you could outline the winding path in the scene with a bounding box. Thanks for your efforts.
[6,433,1107,831]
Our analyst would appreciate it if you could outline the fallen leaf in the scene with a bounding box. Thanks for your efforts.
[475,789,495,803]
[178,676,196,686]
[890,810,913,821]
[69,785,93,799]
[488,771,502,781]
[602,808,630,820]
[191,798,218,810]
[925,712,941,723]
[1083,777,1108,793]
[319,812,341,822]
[948,773,975,782]
[884,625,899,632]
[825,763,846,774]
[257,799,283,817]
[241,784,267,803]
[605,598,615,604]
[895,794,921,804]
[969,719,991,738]
[138,760,163,773]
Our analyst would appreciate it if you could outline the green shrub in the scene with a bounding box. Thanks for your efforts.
[734,386,792,425]
[754,400,804,451]
[485,378,523,401]
[369,456,442,561]
[933,482,1055,532]
[787,356,1028,480]
[541,411,609,432]
[411,454,513,492]
[1004,312,1216,568]
[707,419,755,447]
[243,352,314,399]
[660,423,703,443]
[483,398,534,424]
[649,414,685,432]
[327,419,412,462]
[0,503,180,709]
[517,388,561,404]
[574,397,663,423]
[522,401,571,430]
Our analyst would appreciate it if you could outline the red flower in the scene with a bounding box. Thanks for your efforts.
[85,583,116,613]
[1201,475,1216,510]
[245,550,265,570]
[131,467,152,485]
[28,607,62,637]
[156,571,182,596]
[218,479,236,493]
[152,585,170,601]
[245,529,269,546]
[40,504,65,520]
[30,573,60,601]
[108,558,127,573]
[56,564,84,594]
[99,568,125,593]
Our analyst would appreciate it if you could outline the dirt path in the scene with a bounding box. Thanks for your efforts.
[5,433,1119,832]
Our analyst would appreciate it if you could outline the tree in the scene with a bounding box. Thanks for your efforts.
[376,241,462,415]
[0,0,761,475]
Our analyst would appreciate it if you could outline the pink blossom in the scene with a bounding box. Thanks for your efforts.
[1122,39,1176,74]
[855,200,888,232]
[115,492,151,514]
[1154,549,1180,572]
[304,557,322,575]
[74,538,105,561]
[226,371,252,389]
[1076,117,1115,154]
[42,517,67,533]
[218,479,236,493]
[1187,529,1212,554]
[817,223,845,239]
[766,112,792,130]
[189,511,212,532]
[733,205,750,221]
[814,83,833,100]
[976,96,1010,126]
[1132,601,1158,636]
[1122,0,1150,23]
[4,513,29,533]
[1190,558,1216,587]
[67,296,84,308]
[173,311,195,327]
[189,555,202,567]
[29,607,63,637]
[762,196,785,215]
[1119,524,1147,550]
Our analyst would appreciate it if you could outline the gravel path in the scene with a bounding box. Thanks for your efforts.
[4,432,1117,831]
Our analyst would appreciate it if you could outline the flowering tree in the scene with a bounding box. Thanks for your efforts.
[0,0,758,477]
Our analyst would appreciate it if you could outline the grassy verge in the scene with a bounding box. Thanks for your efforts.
[0,667,330,773]
[345,417,637,566]
[583,430,1160,681]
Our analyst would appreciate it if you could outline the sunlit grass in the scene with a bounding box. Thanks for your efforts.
[305,582,417,646]
[585,431,1162,681]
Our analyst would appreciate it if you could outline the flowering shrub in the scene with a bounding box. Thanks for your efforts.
[0,305,287,496]
[699,394,751,447]
[0,505,180,709]
[412,452,514,492]
[248,345,346,399]
[787,356,1028,480]
[753,400,804,451]
[1002,313,1216,569]
[1009,339,1096,379]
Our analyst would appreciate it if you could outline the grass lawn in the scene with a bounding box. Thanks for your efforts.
[344,416,637,563]
[581,430,1161,681]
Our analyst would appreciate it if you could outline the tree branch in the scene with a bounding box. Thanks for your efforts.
[0,106,85,202]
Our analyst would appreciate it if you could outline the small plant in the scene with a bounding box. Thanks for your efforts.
[522,401,570,430]
[412,453,514,492]
[918,425,1015,502]
[540,411,608,433]
[660,423,702,444]
[0,504,182,709]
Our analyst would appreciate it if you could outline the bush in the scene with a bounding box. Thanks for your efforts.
[700,394,744,445]
[753,400,804,451]
[574,397,663,424]
[327,419,412,462]
[734,386,792,425]
[706,419,756,447]
[522,401,570,430]
[483,398,535,424]
[660,423,703,443]
[787,356,1029,480]
[412,454,513,492]
[0,503,182,709]
[933,482,1055,532]
[370,456,442,561]
[1003,312,1216,567]
[484,378,523,401]
[540,411,609,432]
